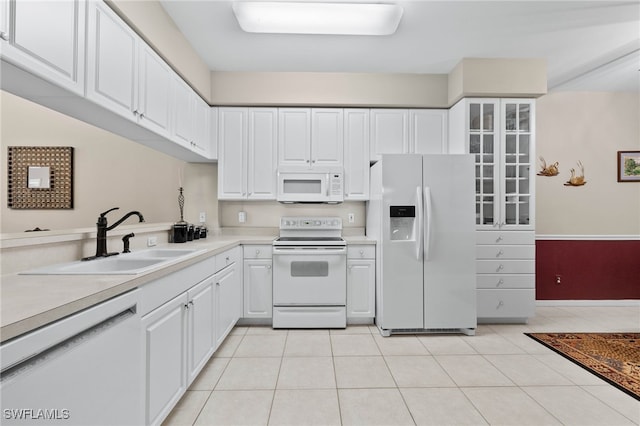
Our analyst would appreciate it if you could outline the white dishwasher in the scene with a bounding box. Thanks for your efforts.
[0,289,143,425]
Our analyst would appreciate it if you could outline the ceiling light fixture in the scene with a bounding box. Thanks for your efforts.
[232,1,403,36]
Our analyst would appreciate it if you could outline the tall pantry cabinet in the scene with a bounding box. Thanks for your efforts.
[449,98,536,323]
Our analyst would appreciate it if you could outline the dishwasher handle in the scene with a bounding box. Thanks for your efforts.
[272,246,347,255]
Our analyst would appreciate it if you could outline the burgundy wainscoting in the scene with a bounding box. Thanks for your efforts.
[536,239,640,300]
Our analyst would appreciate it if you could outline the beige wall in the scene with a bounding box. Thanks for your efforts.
[211,72,449,108]
[0,91,218,233]
[219,201,366,233]
[535,91,640,235]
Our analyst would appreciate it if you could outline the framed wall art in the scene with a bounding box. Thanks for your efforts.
[7,146,74,209]
[617,151,640,182]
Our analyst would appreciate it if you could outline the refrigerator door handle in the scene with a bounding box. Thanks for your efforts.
[416,186,423,261]
[424,186,433,261]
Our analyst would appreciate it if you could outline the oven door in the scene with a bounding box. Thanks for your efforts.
[272,246,346,305]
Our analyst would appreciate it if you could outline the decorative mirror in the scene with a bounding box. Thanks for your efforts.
[7,146,74,209]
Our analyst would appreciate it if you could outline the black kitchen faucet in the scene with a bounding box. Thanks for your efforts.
[82,207,145,261]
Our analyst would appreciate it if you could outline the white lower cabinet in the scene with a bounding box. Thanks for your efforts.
[215,263,242,347]
[142,276,216,426]
[141,247,242,426]
[142,292,188,426]
[476,231,535,322]
[243,245,273,319]
[347,245,375,322]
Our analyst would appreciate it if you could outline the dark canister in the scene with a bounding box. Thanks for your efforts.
[193,226,201,240]
[172,222,188,243]
[187,224,195,241]
[199,226,207,239]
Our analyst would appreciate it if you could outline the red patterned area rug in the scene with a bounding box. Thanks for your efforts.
[525,333,640,401]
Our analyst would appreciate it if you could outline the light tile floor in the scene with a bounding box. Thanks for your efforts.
[163,306,640,426]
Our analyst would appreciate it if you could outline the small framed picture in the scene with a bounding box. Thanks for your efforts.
[617,151,640,182]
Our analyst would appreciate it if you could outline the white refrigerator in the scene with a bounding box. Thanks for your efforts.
[367,154,476,335]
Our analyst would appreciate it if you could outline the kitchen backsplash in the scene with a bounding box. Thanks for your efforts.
[219,200,366,229]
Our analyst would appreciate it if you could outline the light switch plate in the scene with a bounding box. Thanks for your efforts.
[199,212,206,223]
[147,237,157,247]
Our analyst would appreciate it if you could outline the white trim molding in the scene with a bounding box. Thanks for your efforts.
[536,234,640,241]
[537,300,640,307]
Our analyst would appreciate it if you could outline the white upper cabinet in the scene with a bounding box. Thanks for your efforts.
[311,108,344,167]
[278,108,343,169]
[137,43,172,138]
[369,109,409,161]
[173,76,211,157]
[278,108,311,167]
[344,109,370,200]
[86,0,138,119]
[1,0,86,96]
[218,107,278,200]
[370,109,448,160]
[218,107,248,200]
[410,109,448,154]
[247,108,278,199]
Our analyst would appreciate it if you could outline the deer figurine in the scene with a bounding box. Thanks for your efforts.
[538,156,559,176]
[567,161,585,186]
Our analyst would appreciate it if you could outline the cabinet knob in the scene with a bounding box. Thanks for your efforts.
[497,279,504,287]
[496,250,504,257]
[359,250,364,256]
[496,236,503,243]
[216,282,220,286]
[266,265,271,270]
[0,32,8,41]
[256,249,261,255]
[497,300,504,308]
[226,256,230,263]
[496,264,504,272]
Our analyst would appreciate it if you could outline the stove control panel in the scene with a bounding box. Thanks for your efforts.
[280,217,342,230]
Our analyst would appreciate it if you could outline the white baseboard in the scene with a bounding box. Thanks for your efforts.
[536,300,640,307]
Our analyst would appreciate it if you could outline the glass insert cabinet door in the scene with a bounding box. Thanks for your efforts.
[468,100,499,227]
[467,99,535,230]
[501,101,534,228]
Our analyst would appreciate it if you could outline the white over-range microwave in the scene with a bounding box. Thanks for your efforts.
[276,169,344,203]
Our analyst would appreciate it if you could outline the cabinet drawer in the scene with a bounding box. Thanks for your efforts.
[476,245,534,260]
[476,259,535,274]
[476,231,534,245]
[216,246,242,271]
[243,245,273,259]
[347,244,375,259]
[477,274,535,289]
[477,289,535,318]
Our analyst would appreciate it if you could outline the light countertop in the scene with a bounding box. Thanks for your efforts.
[1,235,375,343]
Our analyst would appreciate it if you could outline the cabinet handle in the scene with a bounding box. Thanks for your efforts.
[496,236,503,243]
[0,32,8,41]
[359,250,364,256]
[216,282,220,286]
[184,303,190,310]
[306,160,310,163]
[256,249,261,255]
[497,300,504,309]
[496,264,504,272]
[496,250,504,257]
[497,279,504,287]
[226,256,230,263]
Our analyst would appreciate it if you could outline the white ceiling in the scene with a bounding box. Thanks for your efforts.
[160,0,640,92]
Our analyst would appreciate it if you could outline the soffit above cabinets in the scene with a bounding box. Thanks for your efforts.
[159,1,640,93]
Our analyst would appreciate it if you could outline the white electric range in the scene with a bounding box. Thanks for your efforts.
[272,217,347,328]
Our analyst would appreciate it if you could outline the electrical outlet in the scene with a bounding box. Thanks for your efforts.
[199,212,206,223]
[555,275,562,285]
[348,213,355,223]
[147,236,157,247]
[238,211,246,223]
